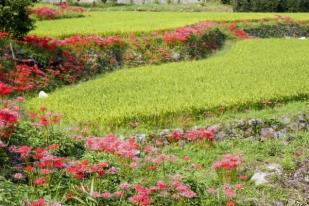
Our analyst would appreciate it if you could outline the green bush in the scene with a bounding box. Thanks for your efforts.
[232,0,309,12]
[243,23,309,38]
[0,0,35,37]
[221,0,231,4]
[283,0,309,12]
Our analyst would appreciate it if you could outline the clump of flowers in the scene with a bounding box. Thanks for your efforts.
[163,21,216,44]
[0,32,8,39]
[66,160,110,179]
[30,107,64,128]
[228,23,249,39]
[129,176,196,206]
[0,107,19,137]
[0,81,13,97]
[32,4,84,20]
[212,154,242,183]
[169,127,216,144]
[86,135,139,159]
[32,7,59,20]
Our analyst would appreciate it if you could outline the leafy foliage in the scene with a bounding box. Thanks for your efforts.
[232,0,309,12]
[0,0,35,37]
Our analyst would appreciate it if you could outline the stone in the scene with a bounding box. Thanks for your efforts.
[38,91,48,98]
[266,163,283,175]
[279,116,290,125]
[251,171,269,185]
[260,128,276,139]
[136,134,146,144]
[172,52,181,61]
[299,37,306,40]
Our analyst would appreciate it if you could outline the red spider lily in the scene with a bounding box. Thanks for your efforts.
[3,64,46,93]
[198,128,216,141]
[33,147,48,159]
[170,129,183,141]
[30,108,63,127]
[0,82,13,96]
[0,108,18,124]
[34,177,48,186]
[143,145,158,154]
[0,140,7,148]
[90,162,109,177]
[129,34,140,48]
[183,155,191,162]
[32,7,59,20]
[86,135,139,159]
[24,165,35,173]
[113,191,124,199]
[156,180,168,190]
[59,2,84,13]
[23,35,58,51]
[169,127,216,143]
[16,96,26,103]
[29,198,47,206]
[119,182,130,190]
[101,192,112,199]
[129,184,152,206]
[66,160,90,179]
[59,35,125,48]
[163,21,216,44]
[37,155,66,169]
[10,145,32,159]
[228,23,249,40]
[212,154,241,170]
[40,169,53,175]
[235,183,243,191]
[223,184,236,197]
[226,200,237,206]
[172,181,196,198]
[0,32,8,39]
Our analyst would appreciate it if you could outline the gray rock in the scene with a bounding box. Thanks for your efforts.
[172,52,181,61]
[251,171,269,185]
[260,128,276,139]
[279,116,290,125]
[266,163,283,175]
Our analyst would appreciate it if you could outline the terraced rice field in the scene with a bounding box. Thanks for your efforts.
[28,39,309,129]
[32,11,309,37]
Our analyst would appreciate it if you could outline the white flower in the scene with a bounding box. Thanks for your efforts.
[39,91,48,98]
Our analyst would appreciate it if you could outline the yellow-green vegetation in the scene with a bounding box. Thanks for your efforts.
[32,11,309,37]
[28,39,309,129]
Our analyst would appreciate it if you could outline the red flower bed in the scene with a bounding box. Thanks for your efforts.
[32,7,59,20]
[163,21,217,44]
[32,3,84,20]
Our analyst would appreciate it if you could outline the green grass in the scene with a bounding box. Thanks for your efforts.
[28,39,309,129]
[32,11,309,37]
[163,132,309,204]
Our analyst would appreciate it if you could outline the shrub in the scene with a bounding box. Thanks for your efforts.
[221,0,231,4]
[232,0,309,12]
[0,0,35,37]
[282,0,309,12]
